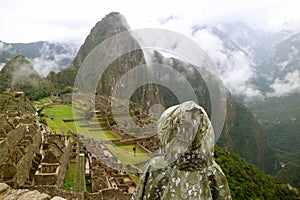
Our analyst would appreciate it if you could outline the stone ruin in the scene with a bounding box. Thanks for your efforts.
[34,134,71,187]
[0,114,42,187]
[0,93,70,199]
[0,111,71,189]
[0,92,232,200]
[78,134,137,199]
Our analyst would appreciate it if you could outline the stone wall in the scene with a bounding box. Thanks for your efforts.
[34,173,58,185]
[0,119,42,187]
[14,126,42,186]
[85,188,131,200]
[0,123,27,165]
[56,143,71,188]
[34,134,71,187]
[20,185,84,199]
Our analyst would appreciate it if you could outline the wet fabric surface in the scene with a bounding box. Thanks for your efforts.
[131,101,232,200]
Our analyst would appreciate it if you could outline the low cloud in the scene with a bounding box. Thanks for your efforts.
[192,28,262,100]
[268,70,300,97]
[0,63,5,71]
[30,42,78,76]
[0,41,14,55]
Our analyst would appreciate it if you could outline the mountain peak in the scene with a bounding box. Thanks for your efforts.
[72,12,130,68]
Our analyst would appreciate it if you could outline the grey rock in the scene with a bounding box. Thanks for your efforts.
[51,197,67,200]
[0,183,51,200]
[0,183,10,195]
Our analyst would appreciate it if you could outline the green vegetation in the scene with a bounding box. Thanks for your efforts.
[0,92,36,114]
[0,56,54,101]
[250,93,300,165]
[128,126,141,133]
[217,100,277,175]
[0,93,10,113]
[106,144,150,170]
[42,104,77,133]
[215,146,299,199]
[76,126,118,141]
[115,144,145,153]
[275,162,300,189]
[249,93,300,188]
[63,158,85,192]
[129,174,140,184]
[34,97,51,110]
[62,162,76,191]
[46,66,78,89]
[38,101,119,140]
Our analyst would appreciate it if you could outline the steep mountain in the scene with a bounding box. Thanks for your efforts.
[46,13,279,174]
[72,12,130,68]
[249,93,300,188]
[217,22,292,63]
[192,26,261,101]
[214,146,299,199]
[249,93,300,165]
[217,100,278,174]
[275,162,300,189]
[192,23,299,99]
[0,55,52,100]
[149,51,278,174]
[254,33,300,95]
[0,40,77,76]
[48,12,162,107]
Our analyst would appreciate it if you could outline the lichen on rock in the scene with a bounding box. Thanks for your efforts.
[131,101,232,200]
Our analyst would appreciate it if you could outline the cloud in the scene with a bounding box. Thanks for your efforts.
[9,58,38,87]
[0,41,14,54]
[0,63,5,71]
[268,70,300,97]
[30,42,78,76]
[192,28,262,100]
[1,0,300,42]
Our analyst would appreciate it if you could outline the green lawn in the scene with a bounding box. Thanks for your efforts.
[75,121,118,141]
[116,144,145,153]
[43,104,77,133]
[42,104,150,174]
[34,97,52,109]
[106,144,150,170]
[42,104,118,141]
[129,174,140,184]
[62,158,85,192]
[62,162,76,191]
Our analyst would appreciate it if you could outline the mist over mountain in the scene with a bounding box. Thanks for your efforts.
[0,55,52,100]
[1,20,299,101]
[0,11,299,194]
[0,40,78,76]
[192,26,260,101]
[255,33,300,96]
[189,22,300,101]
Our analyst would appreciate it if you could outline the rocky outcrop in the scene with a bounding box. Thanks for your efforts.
[0,183,50,200]
[76,13,162,110]
[0,183,67,200]
[73,12,130,68]
[132,101,232,199]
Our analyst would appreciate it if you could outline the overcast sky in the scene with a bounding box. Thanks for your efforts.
[1,0,300,43]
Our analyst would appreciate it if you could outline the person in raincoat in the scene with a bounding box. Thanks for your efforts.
[131,101,232,200]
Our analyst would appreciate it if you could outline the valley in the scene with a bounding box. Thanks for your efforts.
[0,10,299,200]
